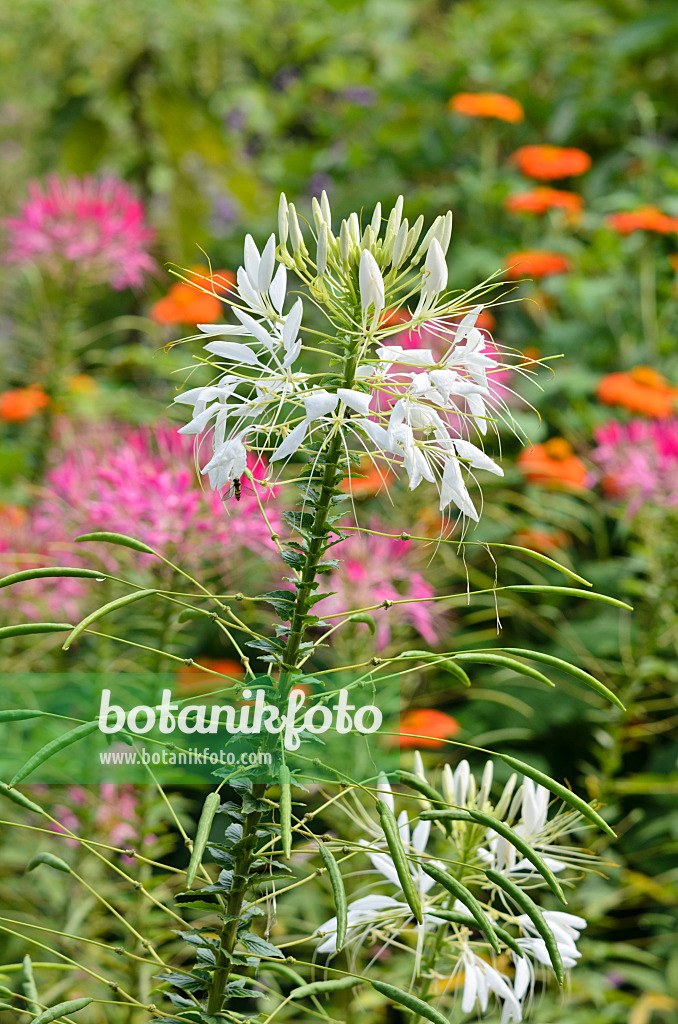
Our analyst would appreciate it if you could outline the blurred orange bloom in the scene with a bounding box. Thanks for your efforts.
[0,385,49,422]
[505,250,571,279]
[605,206,678,236]
[517,438,588,489]
[0,503,28,528]
[514,527,569,554]
[475,308,496,331]
[177,657,244,694]
[151,267,235,326]
[505,187,584,219]
[511,145,591,180]
[597,367,678,419]
[449,92,524,123]
[398,708,461,749]
[340,460,393,497]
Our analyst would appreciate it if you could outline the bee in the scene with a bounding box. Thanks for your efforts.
[231,477,242,501]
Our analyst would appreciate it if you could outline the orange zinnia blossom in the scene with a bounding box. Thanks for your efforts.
[449,92,524,124]
[511,145,591,180]
[596,367,678,419]
[517,438,588,489]
[0,385,49,422]
[505,250,571,279]
[398,708,461,749]
[605,206,678,236]
[340,460,393,497]
[505,187,584,219]
[150,267,235,326]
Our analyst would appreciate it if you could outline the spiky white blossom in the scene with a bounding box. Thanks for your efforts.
[175,193,518,522]
[513,911,586,1002]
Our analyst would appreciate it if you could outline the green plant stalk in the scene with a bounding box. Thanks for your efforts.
[205,330,361,1015]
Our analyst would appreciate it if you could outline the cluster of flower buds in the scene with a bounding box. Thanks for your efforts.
[176,193,515,521]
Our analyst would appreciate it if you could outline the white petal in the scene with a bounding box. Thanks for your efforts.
[377,773,394,813]
[177,404,219,435]
[204,340,260,364]
[233,308,275,347]
[258,234,276,293]
[423,237,448,297]
[461,957,479,1012]
[337,388,371,416]
[454,439,504,476]
[282,297,303,350]
[359,249,385,316]
[411,818,430,854]
[197,323,249,336]
[439,458,478,520]
[513,955,532,1001]
[270,421,307,462]
[269,263,287,312]
[243,234,261,290]
[367,850,402,888]
[356,417,390,449]
[304,389,338,420]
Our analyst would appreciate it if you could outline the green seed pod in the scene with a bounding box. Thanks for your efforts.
[63,589,157,650]
[74,531,157,555]
[10,721,99,787]
[318,841,347,951]
[395,770,452,836]
[279,765,292,860]
[27,853,71,874]
[376,799,423,925]
[185,791,221,887]
[428,909,523,957]
[32,997,93,1024]
[420,862,500,953]
[22,955,40,1015]
[291,976,360,999]
[485,868,565,984]
[0,782,43,815]
[369,980,448,1024]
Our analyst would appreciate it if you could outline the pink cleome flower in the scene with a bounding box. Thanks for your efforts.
[591,419,678,515]
[316,522,441,650]
[4,175,155,289]
[0,423,280,623]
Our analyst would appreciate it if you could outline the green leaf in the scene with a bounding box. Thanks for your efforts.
[74,531,158,556]
[62,589,157,649]
[239,932,284,958]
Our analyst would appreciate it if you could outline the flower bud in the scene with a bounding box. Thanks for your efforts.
[441,210,453,254]
[278,193,289,248]
[359,249,385,318]
[311,196,324,233]
[288,203,304,255]
[370,201,382,236]
[320,189,332,228]
[391,218,409,269]
[317,222,328,277]
[339,219,351,264]
[348,211,360,245]
[422,237,448,298]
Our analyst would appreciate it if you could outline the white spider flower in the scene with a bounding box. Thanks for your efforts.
[448,944,523,1023]
[175,195,520,522]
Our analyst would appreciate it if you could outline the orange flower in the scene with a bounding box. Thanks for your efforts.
[0,503,28,528]
[150,267,234,326]
[505,250,571,279]
[517,438,588,489]
[505,187,584,220]
[596,367,678,419]
[475,308,496,331]
[177,657,244,694]
[511,145,591,180]
[340,460,393,497]
[0,385,49,422]
[449,92,524,124]
[398,708,461,749]
[605,206,678,236]
[514,528,569,554]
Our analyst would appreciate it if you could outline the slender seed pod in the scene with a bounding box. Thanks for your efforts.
[498,753,616,837]
[27,852,71,874]
[185,791,221,887]
[369,980,448,1024]
[376,799,423,924]
[74,531,158,555]
[0,623,73,639]
[0,710,49,723]
[318,841,347,950]
[279,764,292,860]
[419,808,566,903]
[420,862,500,952]
[395,770,452,836]
[22,955,40,1016]
[63,589,157,650]
[0,782,43,814]
[429,909,523,956]
[32,998,93,1024]
[10,721,99,787]
[291,976,360,999]
[485,868,565,984]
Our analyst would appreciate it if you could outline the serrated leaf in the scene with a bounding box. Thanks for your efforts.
[239,932,284,958]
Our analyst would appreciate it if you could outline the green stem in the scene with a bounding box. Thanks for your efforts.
[205,332,361,1014]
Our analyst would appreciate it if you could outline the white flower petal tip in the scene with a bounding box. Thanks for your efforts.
[423,237,448,298]
[359,249,385,318]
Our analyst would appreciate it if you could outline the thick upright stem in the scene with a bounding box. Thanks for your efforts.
[205,332,361,1014]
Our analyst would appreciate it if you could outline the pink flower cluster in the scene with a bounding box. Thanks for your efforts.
[0,424,280,623]
[4,175,155,289]
[50,784,154,861]
[592,419,678,514]
[316,524,440,650]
